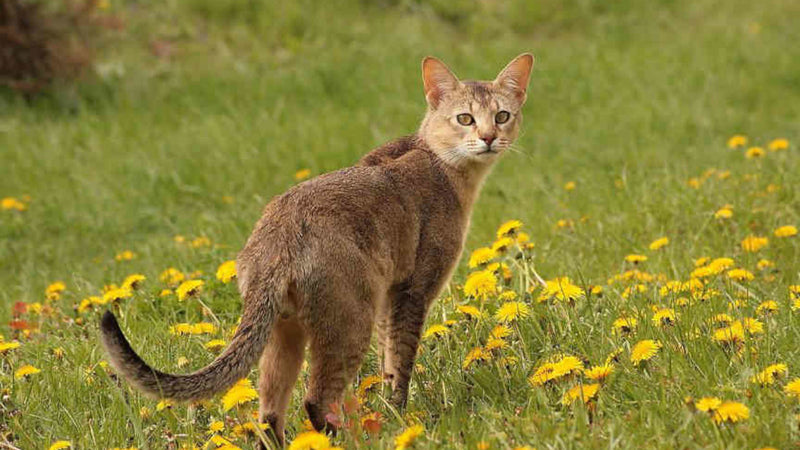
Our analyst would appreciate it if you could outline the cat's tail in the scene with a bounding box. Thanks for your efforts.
[99,277,280,402]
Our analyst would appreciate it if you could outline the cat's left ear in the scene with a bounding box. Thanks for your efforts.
[494,53,534,102]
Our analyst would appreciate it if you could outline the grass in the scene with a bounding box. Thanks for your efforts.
[1,0,799,448]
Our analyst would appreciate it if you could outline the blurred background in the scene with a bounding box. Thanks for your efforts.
[1,0,799,313]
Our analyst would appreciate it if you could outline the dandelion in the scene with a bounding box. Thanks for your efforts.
[159,289,172,297]
[785,378,800,399]
[745,147,765,158]
[792,285,800,299]
[485,337,508,351]
[463,270,497,300]
[714,207,733,219]
[357,375,382,398]
[45,281,66,301]
[774,225,797,238]
[48,441,72,450]
[115,250,136,261]
[727,135,747,148]
[160,267,185,286]
[529,356,583,386]
[491,237,514,253]
[561,383,600,406]
[0,341,21,354]
[216,260,237,283]
[625,254,647,264]
[294,169,312,181]
[712,401,749,424]
[1,197,27,211]
[612,317,637,334]
[222,378,258,411]
[394,424,424,450]
[564,181,576,191]
[191,236,211,248]
[537,277,584,303]
[768,138,789,151]
[652,308,676,326]
[103,287,133,303]
[496,220,523,238]
[463,347,491,369]
[468,247,496,268]
[713,321,745,347]
[208,420,225,433]
[756,301,778,315]
[121,274,146,290]
[204,339,226,352]
[155,399,174,411]
[457,305,484,320]
[490,324,512,339]
[556,219,573,229]
[751,363,788,386]
[695,397,722,412]
[741,236,768,252]
[726,268,754,282]
[176,279,204,301]
[756,259,775,270]
[15,364,41,379]
[422,324,449,339]
[742,317,764,335]
[584,364,614,382]
[494,301,530,323]
[649,237,669,251]
[288,430,332,450]
[630,340,661,366]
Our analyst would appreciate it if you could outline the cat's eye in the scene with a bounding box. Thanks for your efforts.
[456,113,474,126]
[495,110,511,124]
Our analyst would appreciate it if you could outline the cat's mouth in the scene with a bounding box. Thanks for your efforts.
[476,149,498,155]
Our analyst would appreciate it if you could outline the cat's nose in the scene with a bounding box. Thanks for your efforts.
[481,136,496,147]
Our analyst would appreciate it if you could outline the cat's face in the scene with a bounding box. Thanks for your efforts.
[419,54,533,168]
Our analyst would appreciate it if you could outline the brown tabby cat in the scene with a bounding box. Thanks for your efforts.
[100,53,534,444]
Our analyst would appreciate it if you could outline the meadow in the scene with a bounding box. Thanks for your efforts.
[1,0,799,448]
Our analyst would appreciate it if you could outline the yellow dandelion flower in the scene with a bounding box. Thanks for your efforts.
[741,236,768,252]
[1,196,27,211]
[537,277,584,303]
[792,285,800,299]
[584,364,614,382]
[294,169,312,181]
[727,135,747,149]
[15,364,41,379]
[463,270,497,299]
[159,289,173,297]
[612,317,637,334]
[745,146,765,158]
[115,250,136,261]
[713,321,745,346]
[496,220,523,238]
[556,219,573,229]
[652,308,676,327]
[457,304,484,320]
[208,420,225,433]
[45,281,66,300]
[394,424,424,450]
[564,181,576,191]
[714,207,733,219]
[768,138,788,151]
[726,268,754,282]
[491,237,514,253]
[625,254,647,264]
[103,287,133,304]
[176,279,204,301]
[712,401,749,424]
[121,274,146,290]
[785,378,800,399]
[494,301,530,323]
[287,430,331,450]
[422,324,450,339]
[155,399,174,411]
[756,259,775,270]
[756,300,778,315]
[774,225,797,238]
[529,355,583,386]
[741,317,764,334]
[516,232,531,245]
[751,363,788,386]
[630,340,661,366]
[159,267,185,286]
[357,375,382,398]
[462,347,491,369]
[561,383,600,405]
[648,237,669,251]
[222,378,258,411]
[191,236,211,248]
[48,441,72,450]
[204,339,226,352]
[490,324,512,339]
[711,314,733,326]
[216,260,237,283]
[485,337,508,351]
[0,341,21,353]
[468,247,497,268]
[695,397,722,412]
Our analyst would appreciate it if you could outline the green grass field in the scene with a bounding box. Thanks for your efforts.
[2,0,799,448]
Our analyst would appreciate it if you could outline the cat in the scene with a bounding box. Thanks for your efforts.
[100,53,534,444]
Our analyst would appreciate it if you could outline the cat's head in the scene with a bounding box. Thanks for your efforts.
[418,54,533,168]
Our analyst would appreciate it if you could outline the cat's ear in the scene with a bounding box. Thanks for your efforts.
[494,53,534,101]
[422,56,460,108]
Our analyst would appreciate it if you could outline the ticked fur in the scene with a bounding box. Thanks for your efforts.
[99,53,534,445]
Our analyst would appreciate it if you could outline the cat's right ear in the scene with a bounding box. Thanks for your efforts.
[422,56,460,108]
